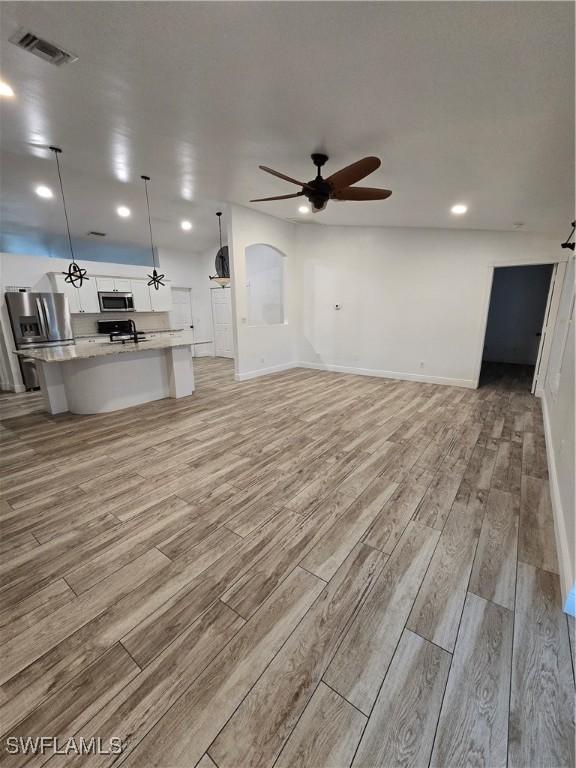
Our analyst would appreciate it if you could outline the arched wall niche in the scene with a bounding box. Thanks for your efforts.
[244,243,287,326]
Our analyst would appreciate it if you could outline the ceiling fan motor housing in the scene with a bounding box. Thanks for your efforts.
[304,178,331,210]
[306,153,331,210]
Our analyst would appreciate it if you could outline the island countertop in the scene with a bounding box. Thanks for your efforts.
[15,337,193,364]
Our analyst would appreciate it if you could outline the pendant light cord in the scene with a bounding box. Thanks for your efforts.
[141,176,157,268]
[51,147,76,263]
[217,211,223,250]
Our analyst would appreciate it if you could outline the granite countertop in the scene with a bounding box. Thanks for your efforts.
[15,337,194,363]
[75,328,185,339]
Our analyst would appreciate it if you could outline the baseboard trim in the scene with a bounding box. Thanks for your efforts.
[235,362,298,382]
[237,361,476,387]
[542,393,575,616]
[296,361,476,389]
[1,382,25,393]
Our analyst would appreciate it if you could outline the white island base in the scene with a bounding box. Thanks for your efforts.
[23,341,195,415]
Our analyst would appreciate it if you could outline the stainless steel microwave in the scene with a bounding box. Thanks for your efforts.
[98,292,134,312]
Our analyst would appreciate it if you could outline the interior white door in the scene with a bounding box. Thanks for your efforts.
[211,287,233,358]
[171,288,194,334]
[532,262,566,395]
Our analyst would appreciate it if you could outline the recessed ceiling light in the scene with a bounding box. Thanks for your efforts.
[298,205,310,214]
[0,80,15,98]
[181,220,193,231]
[450,203,468,215]
[35,185,53,199]
[117,205,131,218]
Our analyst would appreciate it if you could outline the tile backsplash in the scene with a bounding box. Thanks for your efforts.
[72,312,171,336]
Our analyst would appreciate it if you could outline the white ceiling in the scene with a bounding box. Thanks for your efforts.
[0,0,573,251]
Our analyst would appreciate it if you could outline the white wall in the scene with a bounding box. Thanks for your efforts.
[245,244,285,326]
[228,205,298,380]
[542,255,575,615]
[294,225,562,387]
[483,264,553,365]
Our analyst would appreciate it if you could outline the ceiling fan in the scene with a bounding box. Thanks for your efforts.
[251,153,392,212]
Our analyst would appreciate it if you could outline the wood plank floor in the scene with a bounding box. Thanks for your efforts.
[0,359,573,767]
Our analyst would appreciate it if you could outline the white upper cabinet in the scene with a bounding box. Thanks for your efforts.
[131,280,152,311]
[49,272,171,314]
[150,283,172,312]
[95,277,115,293]
[113,278,132,293]
[81,279,100,312]
[95,277,131,293]
[52,274,99,314]
[53,274,81,313]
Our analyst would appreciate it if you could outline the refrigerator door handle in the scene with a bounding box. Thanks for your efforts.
[41,297,54,339]
[35,298,49,338]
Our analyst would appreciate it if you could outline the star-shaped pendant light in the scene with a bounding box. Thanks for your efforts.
[141,175,166,289]
[64,261,88,287]
[51,146,89,288]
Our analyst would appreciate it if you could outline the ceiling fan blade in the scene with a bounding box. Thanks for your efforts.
[259,166,312,189]
[326,157,381,189]
[332,186,392,201]
[250,192,304,202]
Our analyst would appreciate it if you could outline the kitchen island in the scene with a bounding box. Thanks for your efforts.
[16,337,195,415]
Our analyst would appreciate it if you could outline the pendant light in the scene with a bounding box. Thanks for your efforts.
[141,175,166,289]
[209,211,230,288]
[561,220,575,251]
[51,146,88,288]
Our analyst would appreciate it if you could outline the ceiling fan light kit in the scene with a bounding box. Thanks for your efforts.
[251,153,392,212]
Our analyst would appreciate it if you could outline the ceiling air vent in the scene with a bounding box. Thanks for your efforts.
[9,28,78,66]
[87,231,106,237]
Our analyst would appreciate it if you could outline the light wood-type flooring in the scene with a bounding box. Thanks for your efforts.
[0,358,574,767]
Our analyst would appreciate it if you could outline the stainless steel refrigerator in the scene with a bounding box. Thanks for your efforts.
[5,291,74,390]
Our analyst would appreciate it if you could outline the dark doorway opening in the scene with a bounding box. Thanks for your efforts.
[480,264,554,391]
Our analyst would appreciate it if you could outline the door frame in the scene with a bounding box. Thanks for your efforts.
[210,286,234,359]
[473,257,568,392]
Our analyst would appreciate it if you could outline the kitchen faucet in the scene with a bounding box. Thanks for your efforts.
[128,318,139,343]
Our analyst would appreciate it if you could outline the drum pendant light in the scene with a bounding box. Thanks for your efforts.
[141,175,166,289]
[51,146,88,288]
[209,211,230,288]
